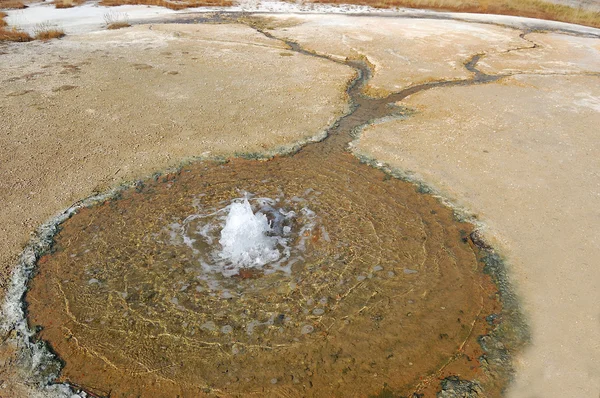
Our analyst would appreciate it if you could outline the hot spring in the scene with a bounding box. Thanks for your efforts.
[19,22,523,397]
[26,151,506,397]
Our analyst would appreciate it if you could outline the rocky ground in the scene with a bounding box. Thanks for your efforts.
[0,8,599,398]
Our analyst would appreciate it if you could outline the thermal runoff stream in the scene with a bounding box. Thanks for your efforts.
[19,17,526,398]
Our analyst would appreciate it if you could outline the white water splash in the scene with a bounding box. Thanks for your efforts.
[175,194,318,277]
[218,199,282,269]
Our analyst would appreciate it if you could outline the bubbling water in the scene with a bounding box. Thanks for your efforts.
[178,195,317,277]
[218,199,282,270]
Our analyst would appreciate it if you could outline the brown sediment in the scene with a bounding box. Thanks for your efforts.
[24,21,521,397]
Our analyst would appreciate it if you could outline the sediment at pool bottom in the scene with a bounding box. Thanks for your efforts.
[27,150,515,397]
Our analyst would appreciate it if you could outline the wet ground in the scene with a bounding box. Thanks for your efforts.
[23,20,526,397]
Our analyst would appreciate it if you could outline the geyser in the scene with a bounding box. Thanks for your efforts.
[179,195,317,277]
[218,198,282,270]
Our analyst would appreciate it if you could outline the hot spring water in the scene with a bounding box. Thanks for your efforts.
[25,153,502,397]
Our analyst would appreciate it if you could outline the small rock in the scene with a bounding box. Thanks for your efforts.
[221,325,233,334]
[301,325,314,334]
[200,321,216,331]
